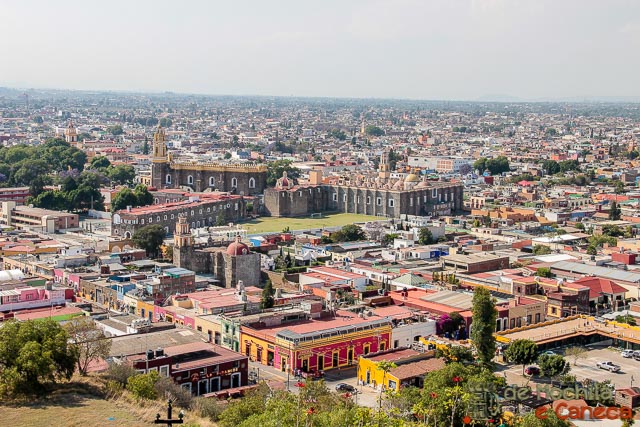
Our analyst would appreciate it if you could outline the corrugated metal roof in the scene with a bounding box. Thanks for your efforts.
[551,261,640,283]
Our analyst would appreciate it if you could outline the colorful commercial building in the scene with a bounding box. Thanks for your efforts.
[240,306,392,374]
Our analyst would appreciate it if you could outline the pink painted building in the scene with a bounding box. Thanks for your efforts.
[0,286,66,312]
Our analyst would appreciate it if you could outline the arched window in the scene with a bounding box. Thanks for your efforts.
[188,175,194,185]
[231,177,237,187]
[209,177,215,187]
[154,198,159,204]
[248,178,255,189]
[166,174,171,184]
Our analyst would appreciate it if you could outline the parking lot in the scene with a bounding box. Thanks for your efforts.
[501,345,639,389]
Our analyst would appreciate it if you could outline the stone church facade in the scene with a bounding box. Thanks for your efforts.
[172,216,261,288]
[263,155,464,219]
[150,126,267,196]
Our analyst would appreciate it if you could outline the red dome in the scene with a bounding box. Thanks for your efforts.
[227,239,250,255]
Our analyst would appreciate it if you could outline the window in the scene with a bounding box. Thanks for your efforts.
[249,178,255,188]
[410,198,413,207]
[432,188,437,198]
[388,380,397,390]
[333,193,338,201]
[154,198,159,204]
[171,214,174,219]
[379,341,386,351]
[363,344,370,355]
[199,209,203,214]
[343,194,347,202]
[149,217,153,223]
[164,215,167,220]
[367,196,371,205]
[209,177,215,187]
[207,207,210,212]
[157,216,160,222]
[141,219,144,225]
[388,199,394,207]
[376,197,382,206]
[393,340,399,348]
[166,175,171,184]
[188,175,194,185]
[231,177,237,187]
[191,210,194,216]
[235,203,238,211]
[159,365,169,377]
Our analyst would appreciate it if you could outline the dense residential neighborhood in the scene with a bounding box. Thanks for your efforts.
[1,88,640,425]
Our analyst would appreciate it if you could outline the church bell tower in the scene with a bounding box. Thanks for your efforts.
[151,125,169,189]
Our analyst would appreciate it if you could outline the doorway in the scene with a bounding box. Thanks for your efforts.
[347,349,353,365]
[318,355,324,371]
[332,352,339,368]
[231,373,241,388]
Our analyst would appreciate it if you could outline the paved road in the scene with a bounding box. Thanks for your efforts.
[247,360,381,407]
[498,346,639,390]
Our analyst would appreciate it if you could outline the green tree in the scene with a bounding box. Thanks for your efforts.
[564,346,587,366]
[436,345,474,364]
[542,160,561,175]
[470,287,497,368]
[218,383,269,427]
[533,245,552,255]
[142,137,149,155]
[418,227,434,245]
[266,159,301,186]
[505,339,538,375]
[609,200,622,220]
[473,156,510,175]
[111,188,138,212]
[126,370,158,400]
[106,164,136,185]
[518,408,571,427]
[107,124,124,135]
[586,245,598,255]
[615,180,626,194]
[382,233,399,245]
[133,184,153,206]
[536,267,553,278]
[64,317,112,376]
[224,152,232,159]
[0,319,77,396]
[376,360,397,413]
[538,354,568,378]
[261,280,275,309]
[364,125,384,137]
[332,224,366,242]
[616,314,637,326]
[89,155,111,170]
[132,224,166,257]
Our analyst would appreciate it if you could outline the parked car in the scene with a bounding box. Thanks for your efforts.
[525,366,540,376]
[541,351,557,356]
[335,383,356,393]
[622,350,634,358]
[596,361,621,372]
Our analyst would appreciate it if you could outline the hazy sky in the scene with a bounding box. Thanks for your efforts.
[2,0,640,100]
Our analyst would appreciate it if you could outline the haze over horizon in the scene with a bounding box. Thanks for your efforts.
[3,0,640,101]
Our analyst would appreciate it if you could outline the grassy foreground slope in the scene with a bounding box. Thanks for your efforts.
[0,377,215,427]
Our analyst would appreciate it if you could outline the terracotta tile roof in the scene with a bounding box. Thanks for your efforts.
[390,358,446,380]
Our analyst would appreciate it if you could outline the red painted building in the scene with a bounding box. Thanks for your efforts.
[128,342,249,397]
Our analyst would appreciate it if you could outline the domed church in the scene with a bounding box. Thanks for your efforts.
[172,215,261,288]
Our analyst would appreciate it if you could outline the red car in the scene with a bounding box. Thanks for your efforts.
[525,366,540,376]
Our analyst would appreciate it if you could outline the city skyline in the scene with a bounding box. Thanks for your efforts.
[3,0,640,102]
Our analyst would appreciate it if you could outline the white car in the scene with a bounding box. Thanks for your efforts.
[596,361,621,372]
[622,350,634,358]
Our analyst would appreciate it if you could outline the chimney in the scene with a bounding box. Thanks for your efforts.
[126,205,132,212]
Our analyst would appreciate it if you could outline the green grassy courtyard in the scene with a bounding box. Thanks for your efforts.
[240,213,381,234]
